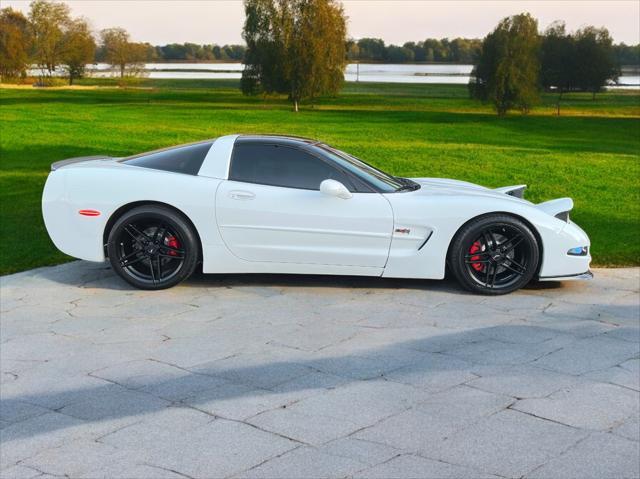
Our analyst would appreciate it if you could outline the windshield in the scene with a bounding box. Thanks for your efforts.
[312,144,405,193]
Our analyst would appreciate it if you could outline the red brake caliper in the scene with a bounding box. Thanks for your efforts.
[164,235,180,256]
[469,240,484,272]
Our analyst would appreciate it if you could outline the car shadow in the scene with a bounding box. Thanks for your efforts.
[186,270,462,293]
[27,260,564,294]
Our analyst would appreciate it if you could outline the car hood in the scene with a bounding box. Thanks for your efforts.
[408,177,531,204]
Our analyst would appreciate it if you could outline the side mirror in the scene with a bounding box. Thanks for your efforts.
[320,179,352,199]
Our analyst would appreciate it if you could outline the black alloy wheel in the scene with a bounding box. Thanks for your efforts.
[449,214,539,295]
[107,205,199,290]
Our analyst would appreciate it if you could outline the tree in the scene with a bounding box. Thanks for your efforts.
[385,45,414,63]
[224,44,246,61]
[356,38,385,61]
[613,43,640,65]
[346,39,359,60]
[449,38,481,63]
[574,26,618,98]
[28,0,70,75]
[403,42,425,62]
[540,22,574,92]
[100,27,145,78]
[469,13,540,115]
[540,21,575,114]
[0,8,31,79]
[242,0,347,112]
[61,17,95,84]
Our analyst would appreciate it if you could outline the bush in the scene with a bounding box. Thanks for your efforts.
[33,76,67,87]
[117,75,145,88]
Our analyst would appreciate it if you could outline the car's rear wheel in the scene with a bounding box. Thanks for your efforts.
[448,214,539,295]
[107,205,199,290]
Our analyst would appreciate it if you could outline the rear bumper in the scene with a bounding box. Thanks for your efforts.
[42,170,107,262]
[538,270,594,281]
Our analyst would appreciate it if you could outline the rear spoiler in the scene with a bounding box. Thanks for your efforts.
[51,155,112,171]
[536,197,574,222]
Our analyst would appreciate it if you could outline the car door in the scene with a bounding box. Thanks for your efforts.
[215,142,394,267]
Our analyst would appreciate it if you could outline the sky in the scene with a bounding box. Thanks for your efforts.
[4,0,640,45]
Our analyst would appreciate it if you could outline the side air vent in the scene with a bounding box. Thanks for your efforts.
[555,211,570,222]
[506,187,526,199]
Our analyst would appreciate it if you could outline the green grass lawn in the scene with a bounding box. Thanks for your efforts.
[1,80,639,275]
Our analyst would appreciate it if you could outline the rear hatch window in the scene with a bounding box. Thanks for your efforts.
[121,140,214,175]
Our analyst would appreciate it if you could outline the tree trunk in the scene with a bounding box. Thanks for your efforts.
[293,99,299,112]
[592,90,596,100]
[120,64,125,78]
[69,75,73,86]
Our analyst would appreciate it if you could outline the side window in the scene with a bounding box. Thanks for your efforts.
[230,144,355,191]
[122,141,213,175]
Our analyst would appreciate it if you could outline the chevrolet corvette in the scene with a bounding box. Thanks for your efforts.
[42,135,592,294]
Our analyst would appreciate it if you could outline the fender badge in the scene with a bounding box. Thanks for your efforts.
[395,228,411,234]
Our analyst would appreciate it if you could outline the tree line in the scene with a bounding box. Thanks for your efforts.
[1,0,638,113]
[470,13,625,115]
[112,37,638,65]
[1,1,96,83]
[0,0,251,83]
[1,1,147,83]
[242,3,637,113]
[150,43,246,62]
[95,42,248,63]
[347,37,482,63]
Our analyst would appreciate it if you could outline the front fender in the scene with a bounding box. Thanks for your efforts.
[382,193,581,280]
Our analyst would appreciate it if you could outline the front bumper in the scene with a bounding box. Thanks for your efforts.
[537,219,592,279]
[538,270,594,282]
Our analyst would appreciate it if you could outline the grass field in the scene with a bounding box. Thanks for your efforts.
[1,79,639,275]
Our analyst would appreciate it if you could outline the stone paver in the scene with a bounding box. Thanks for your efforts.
[527,432,640,479]
[424,409,590,477]
[353,454,497,479]
[1,262,639,478]
[513,381,639,430]
[235,446,365,478]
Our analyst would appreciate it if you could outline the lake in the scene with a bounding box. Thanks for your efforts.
[86,62,473,83]
[34,62,640,88]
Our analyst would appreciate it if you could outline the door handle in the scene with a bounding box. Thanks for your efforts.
[229,190,255,200]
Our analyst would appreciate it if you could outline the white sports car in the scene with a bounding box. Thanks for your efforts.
[42,134,592,294]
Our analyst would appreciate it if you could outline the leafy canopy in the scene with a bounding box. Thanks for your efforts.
[241,0,347,111]
[100,27,148,78]
[470,13,540,115]
[61,17,95,84]
[0,7,31,79]
[540,22,619,98]
[28,0,71,74]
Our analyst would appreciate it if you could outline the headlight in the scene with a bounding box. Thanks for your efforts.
[567,246,588,256]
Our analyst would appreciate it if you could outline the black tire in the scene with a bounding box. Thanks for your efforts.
[106,205,199,290]
[448,214,540,295]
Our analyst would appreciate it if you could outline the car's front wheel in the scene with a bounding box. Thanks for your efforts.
[107,205,199,290]
[448,214,539,295]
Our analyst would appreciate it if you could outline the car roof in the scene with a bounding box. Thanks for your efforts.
[236,134,319,147]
